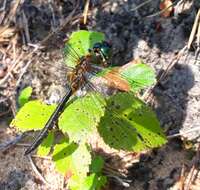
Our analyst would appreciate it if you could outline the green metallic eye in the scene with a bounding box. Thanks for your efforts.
[93,41,112,61]
[100,45,112,60]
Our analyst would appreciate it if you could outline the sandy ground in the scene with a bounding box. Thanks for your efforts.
[1,0,200,189]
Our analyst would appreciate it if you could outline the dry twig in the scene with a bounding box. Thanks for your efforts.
[131,0,154,12]
[187,8,200,49]
[28,155,52,186]
[184,144,200,190]
[0,46,39,86]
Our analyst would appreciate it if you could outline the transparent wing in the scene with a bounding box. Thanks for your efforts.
[90,61,156,93]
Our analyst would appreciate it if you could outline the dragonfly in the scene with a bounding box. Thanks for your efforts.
[22,30,161,155]
[24,39,113,155]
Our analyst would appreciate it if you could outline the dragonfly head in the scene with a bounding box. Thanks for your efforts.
[92,41,112,63]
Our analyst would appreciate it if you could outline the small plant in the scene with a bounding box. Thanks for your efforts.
[10,30,167,189]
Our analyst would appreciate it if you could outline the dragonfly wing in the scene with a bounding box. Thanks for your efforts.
[93,59,156,93]
[64,30,105,68]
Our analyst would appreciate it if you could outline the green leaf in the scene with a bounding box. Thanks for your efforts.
[90,156,104,174]
[98,92,167,152]
[10,100,56,131]
[53,140,106,190]
[68,174,107,190]
[37,132,54,156]
[58,93,106,143]
[64,30,105,68]
[120,62,156,92]
[52,140,91,177]
[18,86,33,107]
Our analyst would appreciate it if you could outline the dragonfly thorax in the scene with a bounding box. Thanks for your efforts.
[69,41,112,93]
[69,55,93,92]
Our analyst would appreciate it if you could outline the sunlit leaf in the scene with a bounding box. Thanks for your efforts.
[68,173,107,190]
[98,92,167,152]
[18,86,32,107]
[52,139,91,177]
[37,132,54,156]
[64,30,105,68]
[58,93,106,143]
[10,100,56,131]
[120,61,156,92]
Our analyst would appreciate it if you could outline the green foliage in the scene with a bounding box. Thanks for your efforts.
[18,86,33,107]
[52,139,91,177]
[90,156,104,173]
[58,92,105,143]
[98,92,167,152]
[68,173,107,190]
[10,30,167,190]
[37,132,54,156]
[10,100,56,131]
[68,156,107,190]
[120,62,156,92]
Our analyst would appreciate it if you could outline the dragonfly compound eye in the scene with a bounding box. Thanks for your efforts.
[100,41,112,60]
[93,41,112,61]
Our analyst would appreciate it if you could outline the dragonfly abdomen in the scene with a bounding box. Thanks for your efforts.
[24,88,73,155]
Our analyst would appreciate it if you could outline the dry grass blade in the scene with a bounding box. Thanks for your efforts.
[197,14,200,47]
[184,144,200,190]
[7,0,21,24]
[0,0,7,12]
[0,46,39,86]
[0,25,16,43]
[185,163,196,190]
[21,10,30,43]
[15,60,32,87]
[131,0,154,11]
[83,0,90,25]
[180,164,186,190]
[0,0,7,24]
[40,1,80,46]
[187,8,200,49]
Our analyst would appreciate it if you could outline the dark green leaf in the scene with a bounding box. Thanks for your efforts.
[90,156,104,173]
[98,92,167,152]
